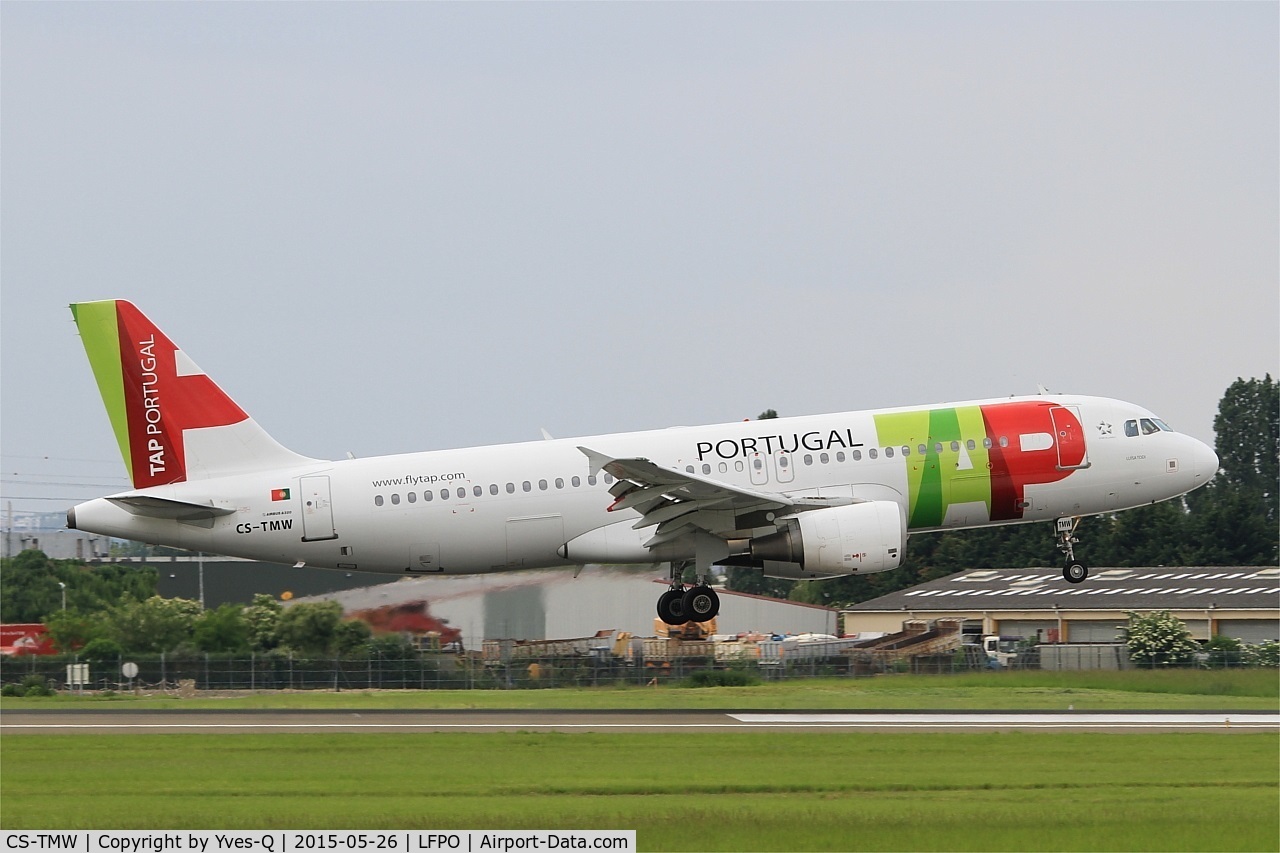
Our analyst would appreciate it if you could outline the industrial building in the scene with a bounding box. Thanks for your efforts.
[297,565,839,650]
[3,534,839,644]
[3,528,110,562]
[842,566,1280,644]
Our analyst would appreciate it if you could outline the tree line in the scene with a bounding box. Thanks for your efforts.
[57,590,405,659]
[0,549,401,657]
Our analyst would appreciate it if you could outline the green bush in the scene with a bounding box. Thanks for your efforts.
[18,675,55,697]
[681,669,761,688]
[1242,639,1279,667]
[1205,635,1244,667]
[1125,611,1199,666]
[79,637,124,663]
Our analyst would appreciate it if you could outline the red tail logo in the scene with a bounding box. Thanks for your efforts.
[116,302,248,487]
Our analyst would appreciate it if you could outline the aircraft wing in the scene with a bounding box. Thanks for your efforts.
[578,446,848,547]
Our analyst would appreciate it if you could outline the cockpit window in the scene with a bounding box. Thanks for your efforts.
[1127,417,1174,437]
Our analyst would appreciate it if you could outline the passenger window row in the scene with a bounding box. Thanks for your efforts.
[376,433,1025,506]
[375,473,616,507]
[682,437,1008,474]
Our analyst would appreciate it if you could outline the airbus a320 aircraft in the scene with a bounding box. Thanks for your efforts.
[67,300,1219,624]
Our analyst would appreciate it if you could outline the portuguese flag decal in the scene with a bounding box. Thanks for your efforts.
[271,488,291,501]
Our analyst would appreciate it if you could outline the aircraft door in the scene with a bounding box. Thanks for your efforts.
[300,475,338,541]
[748,452,769,486]
[774,451,795,483]
[1050,406,1089,470]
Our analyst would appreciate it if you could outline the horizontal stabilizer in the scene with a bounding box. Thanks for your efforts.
[106,495,236,522]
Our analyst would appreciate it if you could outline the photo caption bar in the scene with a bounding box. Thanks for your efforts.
[1,833,635,853]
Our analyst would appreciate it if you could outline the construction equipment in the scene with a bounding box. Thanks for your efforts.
[653,616,717,640]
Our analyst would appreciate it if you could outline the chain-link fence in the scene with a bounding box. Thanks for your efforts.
[0,647,955,692]
[2,651,485,692]
[2,640,1271,694]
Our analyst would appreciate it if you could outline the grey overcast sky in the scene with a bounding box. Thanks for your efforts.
[2,2,1277,518]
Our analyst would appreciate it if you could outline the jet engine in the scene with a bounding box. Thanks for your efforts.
[750,501,904,578]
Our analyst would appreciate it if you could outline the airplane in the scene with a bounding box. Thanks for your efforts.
[66,299,1220,624]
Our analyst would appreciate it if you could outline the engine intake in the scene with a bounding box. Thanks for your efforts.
[751,501,904,577]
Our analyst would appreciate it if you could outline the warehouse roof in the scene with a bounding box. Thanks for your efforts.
[845,566,1280,612]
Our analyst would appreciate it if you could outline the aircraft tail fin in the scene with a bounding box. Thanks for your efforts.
[70,300,318,488]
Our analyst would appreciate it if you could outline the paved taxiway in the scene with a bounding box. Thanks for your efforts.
[3,709,1275,734]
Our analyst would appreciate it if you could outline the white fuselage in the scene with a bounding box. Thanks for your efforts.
[69,394,1218,577]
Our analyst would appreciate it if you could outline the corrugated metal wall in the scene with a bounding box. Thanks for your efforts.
[304,566,837,649]
[1217,618,1280,643]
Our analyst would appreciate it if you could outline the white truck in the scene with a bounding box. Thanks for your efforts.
[981,635,1023,668]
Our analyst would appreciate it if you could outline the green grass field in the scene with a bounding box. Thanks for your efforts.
[3,672,1276,850]
[3,669,1277,711]
[2,731,1276,851]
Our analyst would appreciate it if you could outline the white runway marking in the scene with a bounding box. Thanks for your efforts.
[2,711,1276,732]
[2,723,739,730]
[728,712,1280,729]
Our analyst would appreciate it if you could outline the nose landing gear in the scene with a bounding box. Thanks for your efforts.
[1057,517,1089,584]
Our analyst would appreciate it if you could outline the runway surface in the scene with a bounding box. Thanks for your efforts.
[3,708,1276,733]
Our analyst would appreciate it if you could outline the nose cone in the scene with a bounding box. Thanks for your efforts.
[1191,438,1219,485]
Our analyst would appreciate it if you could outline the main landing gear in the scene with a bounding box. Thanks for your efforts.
[1057,517,1089,584]
[656,562,720,625]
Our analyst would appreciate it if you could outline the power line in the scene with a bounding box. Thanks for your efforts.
[5,472,129,481]
[3,478,130,488]
[0,453,123,466]
[0,495,112,502]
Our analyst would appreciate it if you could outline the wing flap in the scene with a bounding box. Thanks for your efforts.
[632,500,700,530]
[609,484,670,513]
[578,447,867,560]
[579,446,805,549]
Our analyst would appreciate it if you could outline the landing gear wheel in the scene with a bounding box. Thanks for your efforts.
[657,588,686,625]
[1063,562,1088,584]
[682,585,719,623]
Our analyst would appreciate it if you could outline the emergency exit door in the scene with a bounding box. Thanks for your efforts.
[300,475,338,541]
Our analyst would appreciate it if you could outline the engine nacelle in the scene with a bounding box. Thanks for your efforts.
[751,501,904,578]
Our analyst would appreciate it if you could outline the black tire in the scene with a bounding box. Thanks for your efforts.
[656,588,686,625]
[1063,562,1088,584]
[682,585,720,622]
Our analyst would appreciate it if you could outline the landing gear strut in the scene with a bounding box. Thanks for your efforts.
[655,561,720,625]
[1056,517,1088,584]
